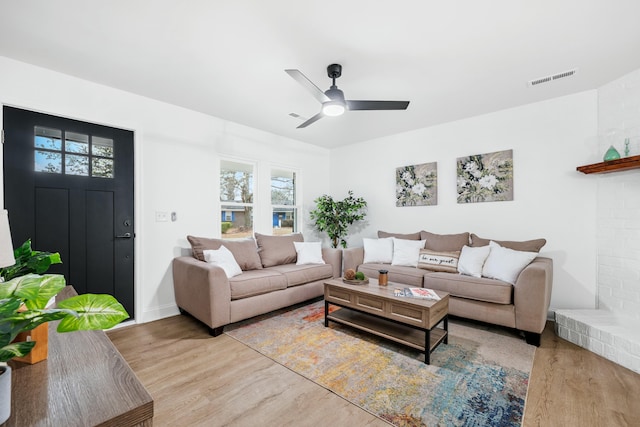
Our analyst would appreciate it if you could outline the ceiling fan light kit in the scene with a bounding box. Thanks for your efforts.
[286,63,410,128]
[322,100,345,116]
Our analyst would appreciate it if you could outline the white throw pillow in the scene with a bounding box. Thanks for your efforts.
[391,238,426,267]
[363,237,394,264]
[457,245,491,278]
[203,245,243,278]
[294,241,325,265]
[482,241,537,284]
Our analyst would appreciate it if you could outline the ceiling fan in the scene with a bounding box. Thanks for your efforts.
[285,64,410,128]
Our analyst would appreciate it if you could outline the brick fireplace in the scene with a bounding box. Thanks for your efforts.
[555,68,640,374]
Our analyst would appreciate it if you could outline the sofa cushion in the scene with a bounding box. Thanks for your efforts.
[269,263,334,287]
[363,237,394,263]
[378,230,422,240]
[203,246,243,278]
[482,241,537,284]
[424,272,513,305]
[457,245,491,278]
[228,269,287,300]
[255,233,304,267]
[293,241,325,265]
[391,238,426,267]
[470,233,546,253]
[358,263,425,287]
[417,249,460,273]
[420,231,470,252]
[187,235,262,271]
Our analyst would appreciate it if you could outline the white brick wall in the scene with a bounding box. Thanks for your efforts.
[598,68,640,320]
[556,68,640,374]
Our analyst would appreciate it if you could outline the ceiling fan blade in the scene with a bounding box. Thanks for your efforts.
[285,69,331,104]
[297,112,324,129]
[346,100,410,111]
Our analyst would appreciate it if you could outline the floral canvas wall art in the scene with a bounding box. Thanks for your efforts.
[396,162,437,207]
[457,150,513,203]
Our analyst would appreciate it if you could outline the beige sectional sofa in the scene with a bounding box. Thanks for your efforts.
[173,233,342,336]
[343,231,553,346]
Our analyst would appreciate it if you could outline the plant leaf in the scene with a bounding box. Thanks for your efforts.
[0,340,36,362]
[56,294,129,332]
[1,274,66,310]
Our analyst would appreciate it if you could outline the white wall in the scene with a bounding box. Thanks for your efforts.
[597,68,640,320]
[0,56,331,323]
[330,92,599,311]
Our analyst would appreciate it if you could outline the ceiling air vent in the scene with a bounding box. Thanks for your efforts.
[528,68,578,87]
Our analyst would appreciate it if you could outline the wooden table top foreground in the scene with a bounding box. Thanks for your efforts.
[324,277,449,308]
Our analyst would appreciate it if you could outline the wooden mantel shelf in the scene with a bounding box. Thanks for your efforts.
[577,154,640,174]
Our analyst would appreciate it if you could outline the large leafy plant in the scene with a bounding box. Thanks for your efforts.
[310,190,367,248]
[0,241,128,363]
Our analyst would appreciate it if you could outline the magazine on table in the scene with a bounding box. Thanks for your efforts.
[394,287,441,301]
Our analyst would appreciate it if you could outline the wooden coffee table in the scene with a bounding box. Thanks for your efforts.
[324,278,449,364]
[324,279,449,364]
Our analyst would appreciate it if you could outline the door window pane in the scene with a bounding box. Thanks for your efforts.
[65,154,89,176]
[92,136,114,158]
[65,132,89,154]
[34,150,62,173]
[92,158,114,178]
[33,127,115,179]
[34,126,62,150]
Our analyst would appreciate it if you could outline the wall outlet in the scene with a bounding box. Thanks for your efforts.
[155,211,169,222]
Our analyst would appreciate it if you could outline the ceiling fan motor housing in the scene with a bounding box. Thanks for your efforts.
[327,63,342,79]
[325,86,345,102]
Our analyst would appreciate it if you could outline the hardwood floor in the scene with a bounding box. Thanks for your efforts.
[108,315,640,427]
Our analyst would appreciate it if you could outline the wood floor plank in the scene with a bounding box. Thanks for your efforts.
[108,314,640,426]
[108,315,388,426]
[524,323,640,427]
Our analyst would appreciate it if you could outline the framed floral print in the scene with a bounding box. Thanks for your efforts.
[396,162,437,207]
[457,149,513,203]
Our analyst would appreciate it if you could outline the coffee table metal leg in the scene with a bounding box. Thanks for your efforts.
[444,315,449,344]
[324,300,329,327]
[425,329,431,364]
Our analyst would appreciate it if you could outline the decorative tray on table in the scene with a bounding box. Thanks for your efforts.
[342,278,370,285]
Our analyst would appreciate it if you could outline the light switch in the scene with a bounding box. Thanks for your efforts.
[155,211,169,222]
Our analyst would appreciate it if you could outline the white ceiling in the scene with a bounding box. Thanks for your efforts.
[1,1,639,149]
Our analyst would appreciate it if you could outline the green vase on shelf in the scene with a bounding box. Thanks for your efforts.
[603,145,620,161]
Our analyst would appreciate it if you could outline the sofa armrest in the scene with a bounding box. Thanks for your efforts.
[322,248,343,278]
[172,256,231,330]
[513,256,553,334]
[343,247,364,273]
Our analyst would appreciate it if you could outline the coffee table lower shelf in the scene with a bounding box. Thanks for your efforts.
[325,305,447,364]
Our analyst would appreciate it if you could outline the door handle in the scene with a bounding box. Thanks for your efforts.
[115,232,132,239]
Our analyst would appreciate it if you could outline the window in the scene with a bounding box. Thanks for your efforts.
[220,160,254,239]
[271,168,297,235]
[33,126,114,178]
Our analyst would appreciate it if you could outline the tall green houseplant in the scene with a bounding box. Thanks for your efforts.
[310,190,367,248]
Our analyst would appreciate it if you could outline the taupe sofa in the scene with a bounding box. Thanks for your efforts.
[173,233,342,336]
[343,231,553,346]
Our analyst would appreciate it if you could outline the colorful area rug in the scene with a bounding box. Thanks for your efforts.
[225,300,535,427]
